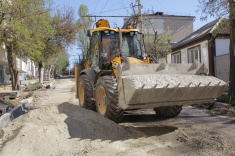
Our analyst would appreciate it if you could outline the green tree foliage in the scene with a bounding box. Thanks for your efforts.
[142,15,172,60]
[0,0,53,90]
[38,6,78,82]
[198,0,235,96]
[0,0,78,88]
[198,0,229,20]
[143,23,172,59]
[55,55,70,75]
[126,6,172,60]
[77,4,93,61]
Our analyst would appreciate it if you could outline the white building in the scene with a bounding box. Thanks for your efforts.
[168,18,230,82]
[0,44,36,85]
[124,12,195,43]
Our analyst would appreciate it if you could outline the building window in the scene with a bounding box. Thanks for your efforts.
[171,52,181,63]
[188,46,201,63]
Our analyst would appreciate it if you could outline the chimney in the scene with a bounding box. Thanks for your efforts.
[155,12,164,15]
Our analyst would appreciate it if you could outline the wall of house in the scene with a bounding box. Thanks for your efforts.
[214,39,230,82]
[27,60,36,79]
[124,15,194,43]
[21,60,27,73]
[164,17,194,42]
[168,40,209,72]
[0,52,8,66]
[0,45,8,66]
[167,40,209,73]
[19,59,34,81]
[0,66,10,85]
[0,44,36,85]
[15,58,21,72]
[0,66,4,84]
[201,40,209,69]
[169,39,230,81]
[215,39,230,56]
[167,54,171,63]
[0,45,9,85]
[16,58,36,81]
[215,54,230,82]
[142,16,194,42]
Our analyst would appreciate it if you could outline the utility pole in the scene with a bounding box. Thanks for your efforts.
[138,0,143,33]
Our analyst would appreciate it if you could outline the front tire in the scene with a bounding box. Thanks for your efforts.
[78,75,95,110]
[95,76,123,122]
[154,106,182,118]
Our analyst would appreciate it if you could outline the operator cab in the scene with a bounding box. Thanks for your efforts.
[86,19,144,71]
[101,31,143,60]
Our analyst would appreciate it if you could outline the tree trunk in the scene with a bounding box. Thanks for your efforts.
[38,61,43,83]
[229,0,235,95]
[54,67,57,79]
[48,65,52,80]
[6,43,20,90]
[51,66,55,78]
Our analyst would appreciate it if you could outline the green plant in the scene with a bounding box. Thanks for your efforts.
[217,94,235,105]
[27,83,43,91]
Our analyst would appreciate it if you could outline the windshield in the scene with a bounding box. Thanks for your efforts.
[122,33,142,58]
[101,32,142,60]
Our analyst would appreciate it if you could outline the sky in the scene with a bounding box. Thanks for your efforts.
[53,0,217,68]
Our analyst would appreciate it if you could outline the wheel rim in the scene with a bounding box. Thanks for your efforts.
[97,86,107,115]
[79,82,84,106]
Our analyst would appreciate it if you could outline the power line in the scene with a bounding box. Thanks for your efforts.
[82,15,131,18]
[93,6,131,15]
[99,0,109,15]
[93,0,101,14]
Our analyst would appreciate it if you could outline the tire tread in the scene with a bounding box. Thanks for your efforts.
[78,75,95,110]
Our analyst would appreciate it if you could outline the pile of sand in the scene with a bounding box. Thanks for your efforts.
[0,102,129,155]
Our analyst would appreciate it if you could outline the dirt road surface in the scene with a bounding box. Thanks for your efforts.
[0,78,235,156]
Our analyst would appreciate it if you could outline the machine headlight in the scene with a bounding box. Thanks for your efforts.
[104,30,109,34]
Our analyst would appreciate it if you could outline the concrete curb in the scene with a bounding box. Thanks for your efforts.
[0,97,33,129]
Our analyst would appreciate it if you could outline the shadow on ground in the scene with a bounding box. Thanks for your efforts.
[223,119,235,124]
[56,75,75,79]
[123,125,178,138]
[57,102,178,141]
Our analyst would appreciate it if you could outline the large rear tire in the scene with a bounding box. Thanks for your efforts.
[78,75,96,110]
[95,76,123,123]
[154,106,182,118]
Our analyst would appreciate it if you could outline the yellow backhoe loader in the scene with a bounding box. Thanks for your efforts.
[75,19,228,122]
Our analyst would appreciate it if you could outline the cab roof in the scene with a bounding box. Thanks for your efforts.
[92,27,140,33]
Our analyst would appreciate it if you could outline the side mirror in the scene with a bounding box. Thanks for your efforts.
[87,30,92,37]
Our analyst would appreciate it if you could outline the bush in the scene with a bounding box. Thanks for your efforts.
[217,94,235,105]
[26,83,43,91]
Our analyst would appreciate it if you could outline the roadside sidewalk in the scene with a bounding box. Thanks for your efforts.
[0,79,56,129]
[0,97,33,129]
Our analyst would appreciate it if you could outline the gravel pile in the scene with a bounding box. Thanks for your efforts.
[124,74,227,89]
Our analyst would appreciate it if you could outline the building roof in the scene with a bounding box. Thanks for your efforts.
[172,18,229,50]
[143,13,195,19]
[123,12,195,29]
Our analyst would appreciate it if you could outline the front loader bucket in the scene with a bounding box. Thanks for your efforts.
[118,63,228,109]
